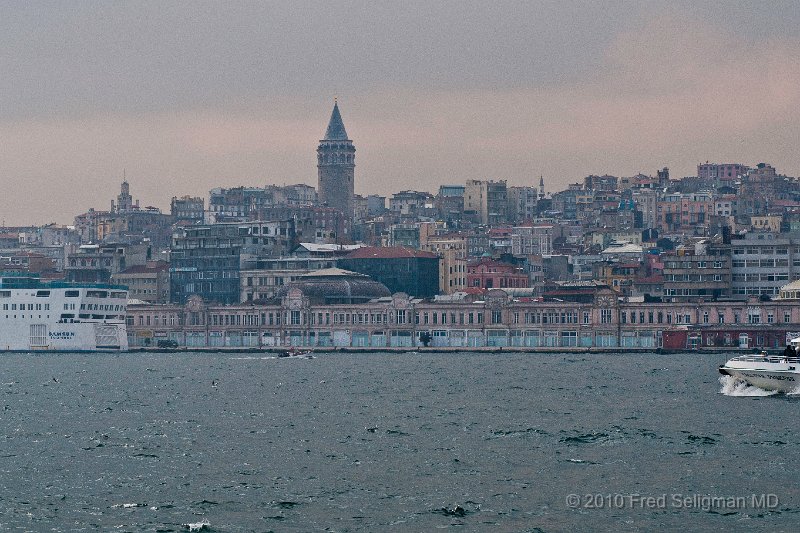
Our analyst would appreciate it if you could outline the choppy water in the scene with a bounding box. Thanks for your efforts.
[1,351,798,532]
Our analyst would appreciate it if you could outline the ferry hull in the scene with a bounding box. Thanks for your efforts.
[1,322,128,352]
[1,275,129,352]
[720,365,800,393]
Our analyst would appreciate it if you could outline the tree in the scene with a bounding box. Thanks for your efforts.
[419,331,432,347]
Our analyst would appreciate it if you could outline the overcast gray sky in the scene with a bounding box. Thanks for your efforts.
[2,1,799,225]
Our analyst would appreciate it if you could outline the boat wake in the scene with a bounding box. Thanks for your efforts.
[719,375,777,397]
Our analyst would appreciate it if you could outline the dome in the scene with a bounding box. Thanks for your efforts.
[276,268,391,304]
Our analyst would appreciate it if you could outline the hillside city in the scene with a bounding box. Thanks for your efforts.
[4,103,800,350]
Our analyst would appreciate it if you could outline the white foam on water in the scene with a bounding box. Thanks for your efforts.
[786,383,800,396]
[184,520,211,531]
[719,375,777,397]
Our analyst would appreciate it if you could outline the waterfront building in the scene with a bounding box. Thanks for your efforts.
[317,101,355,222]
[127,281,800,351]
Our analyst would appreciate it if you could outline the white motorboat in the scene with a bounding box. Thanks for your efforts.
[719,352,800,393]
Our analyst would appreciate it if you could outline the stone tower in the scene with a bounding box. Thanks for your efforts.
[317,101,355,221]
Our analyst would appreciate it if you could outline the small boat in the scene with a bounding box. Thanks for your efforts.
[279,347,314,359]
[719,351,800,393]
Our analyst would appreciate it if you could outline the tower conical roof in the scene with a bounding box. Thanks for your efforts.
[324,101,349,140]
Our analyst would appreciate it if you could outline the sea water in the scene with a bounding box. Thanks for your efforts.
[1,351,798,532]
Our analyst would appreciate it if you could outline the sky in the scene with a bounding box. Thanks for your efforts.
[1,1,800,225]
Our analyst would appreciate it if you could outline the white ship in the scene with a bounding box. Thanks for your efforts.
[0,273,128,352]
[719,351,800,393]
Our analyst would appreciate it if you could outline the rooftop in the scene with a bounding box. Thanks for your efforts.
[345,246,439,260]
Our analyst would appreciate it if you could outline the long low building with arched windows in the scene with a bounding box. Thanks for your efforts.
[125,278,800,351]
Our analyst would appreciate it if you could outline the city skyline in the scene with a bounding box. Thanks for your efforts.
[2,1,800,225]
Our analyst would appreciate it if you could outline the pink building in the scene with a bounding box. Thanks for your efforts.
[697,162,749,186]
[657,193,714,233]
[466,257,529,291]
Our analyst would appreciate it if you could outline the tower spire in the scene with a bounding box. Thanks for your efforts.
[324,100,349,140]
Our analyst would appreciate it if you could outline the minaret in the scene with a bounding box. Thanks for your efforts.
[538,176,545,200]
[317,100,355,222]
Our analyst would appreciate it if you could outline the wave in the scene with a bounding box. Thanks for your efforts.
[184,520,212,531]
[718,375,778,397]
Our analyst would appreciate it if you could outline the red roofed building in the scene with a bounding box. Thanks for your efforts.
[338,246,440,298]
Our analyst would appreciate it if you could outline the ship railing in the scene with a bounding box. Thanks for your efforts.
[728,355,800,364]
